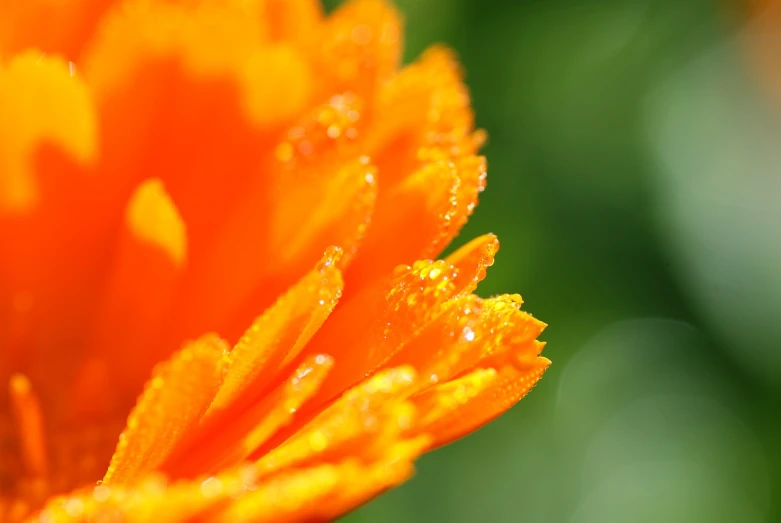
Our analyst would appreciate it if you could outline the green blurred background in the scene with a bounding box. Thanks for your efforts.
[323,0,781,521]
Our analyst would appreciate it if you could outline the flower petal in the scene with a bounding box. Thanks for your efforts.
[340,46,487,288]
[389,294,546,392]
[432,294,547,382]
[218,448,423,523]
[310,0,402,102]
[83,0,333,352]
[0,0,114,59]
[254,366,420,470]
[160,247,346,477]
[378,293,547,444]
[345,154,486,290]
[410,367,498,428]
[413,356,550,449]
[33,466,252,523]
[367,46,480,186]
[73,179,188,414]
[103,334,229,485]
[211,155,376,341]
[210,248,344,412]
[243,0,324,44]
[84,1,272,238]
[162,355,333,479]
[0,52,103,404]
[160,97,375,344]
[379,294,485,387]
[445,233,499,295]
[296,259,461,408]
[0,53,96,213]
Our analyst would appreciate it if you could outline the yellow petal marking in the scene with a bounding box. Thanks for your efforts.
[125,178,188,267]
[0,52,96,212]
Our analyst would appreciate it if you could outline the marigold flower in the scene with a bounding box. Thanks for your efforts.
[0,0,549,521]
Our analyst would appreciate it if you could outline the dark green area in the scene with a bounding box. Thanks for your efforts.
[324,1,781,521]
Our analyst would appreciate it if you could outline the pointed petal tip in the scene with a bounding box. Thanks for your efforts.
[445,233,500,294]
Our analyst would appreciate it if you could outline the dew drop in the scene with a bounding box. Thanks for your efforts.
[64,498,84,517]
[326,124,341,139]
[93,485,111,502]
[200,477,223,498]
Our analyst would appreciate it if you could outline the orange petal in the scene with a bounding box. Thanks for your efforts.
[162,100,374,344]
[0,52,104,402]
[206,156,376,341]
[83,0,305,246]
[297,260,461,408]
[429,295,546,392]
[274,91,368,168]
[399,294,545,389]
[161,247,346,477]
[345,156,486,290]
[78,179,187,413]
[210,248,344,412]
[83,1,319,352]
[241,44,313,127]
[0,52,96,213]
[0,0,114,59]
[310,0,402,102]
[415,356,550,450]
[254,366,419,471]
[34,465,257,523]
[411,367,498,428]
[162,355,333,479]
[367,46,480,187]
[219,445,424,523]
[103,334,229,485]
[84,1,268,233]
[247,0,325,44]
[380,294,485,387]
[381,293,545,397]
[457,295,547,372]
[268,158,377,271]
[342,45,488,288]
[207,250,342,414]
[236,356,334,462]
[445,233,499,295]
[304,439,427,521]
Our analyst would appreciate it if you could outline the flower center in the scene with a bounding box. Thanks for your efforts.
[0,375,122,522]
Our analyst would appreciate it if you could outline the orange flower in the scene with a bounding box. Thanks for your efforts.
[0,0,549,521]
